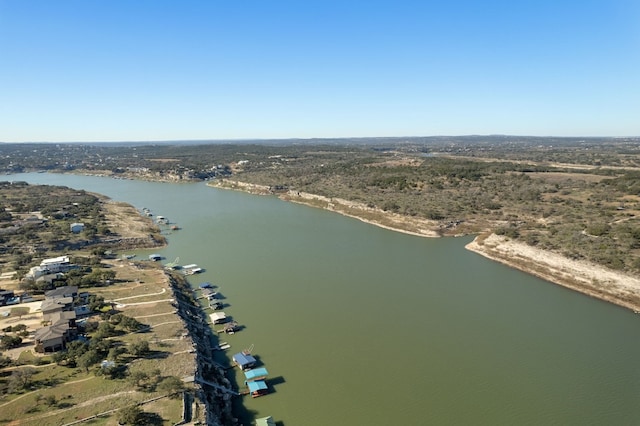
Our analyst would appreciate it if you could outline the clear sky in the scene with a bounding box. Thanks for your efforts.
[1,0,639,142]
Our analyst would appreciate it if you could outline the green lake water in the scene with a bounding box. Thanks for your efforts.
[12,173,640,425]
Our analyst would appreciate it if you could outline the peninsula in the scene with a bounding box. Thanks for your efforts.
[0,183,234,425]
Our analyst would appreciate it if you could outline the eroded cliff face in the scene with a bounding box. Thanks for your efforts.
[167,273,237,426]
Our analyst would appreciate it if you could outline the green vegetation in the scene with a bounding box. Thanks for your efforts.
[1,138,638,273]
[0,183,195,424]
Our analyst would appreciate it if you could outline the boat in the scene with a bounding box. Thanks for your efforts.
[183,264,203,275]
[217,321,239,334]
[214,342,231,350]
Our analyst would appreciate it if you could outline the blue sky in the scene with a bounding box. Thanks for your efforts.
[1,0,639,142]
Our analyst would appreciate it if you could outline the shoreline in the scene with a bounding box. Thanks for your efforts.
[466,234,640,312]
[209,179,640,313]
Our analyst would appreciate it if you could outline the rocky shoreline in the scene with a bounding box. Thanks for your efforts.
[466,233,640,312]
[209,178,640,313]
[167,271,237,426]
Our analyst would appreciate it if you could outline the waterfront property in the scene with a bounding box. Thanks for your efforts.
[202,288,218,300]
[183,263,203,275]
[233,351,257,370]
[18,171,640,426]
[244,367,269,382]
[210,300,224,310]
[210,312,227,324]
[247,380,269,398]
[27,255,74,279]
[219,321,239,334]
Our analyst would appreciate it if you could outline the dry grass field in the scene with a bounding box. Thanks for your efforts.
[0,259,202,426]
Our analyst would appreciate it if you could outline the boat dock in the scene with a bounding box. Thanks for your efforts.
[176,256,276,406]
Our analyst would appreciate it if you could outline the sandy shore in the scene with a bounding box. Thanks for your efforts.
[210,179,640,312]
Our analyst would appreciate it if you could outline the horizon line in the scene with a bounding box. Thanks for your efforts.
[2,134,639,144]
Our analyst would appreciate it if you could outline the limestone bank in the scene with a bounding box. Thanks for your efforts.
[210,178,640,313]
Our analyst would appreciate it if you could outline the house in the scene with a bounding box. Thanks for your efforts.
[36,272,66,287]
[34,310,77,353]
[70,222,85,233]
[40,255,71,273]
[232,351,257,370]
[41,297,74,314]
[74,305,92,317]
[255,416,276,426]
[45,285,78,300]
[26,266,48,280]
[43,310,76,328]
[0,289,15,306]
[210,312,227,324]
[27,256,74,280]
[34,323,69,352]
[244,367,268,382]
[247,380,268,398]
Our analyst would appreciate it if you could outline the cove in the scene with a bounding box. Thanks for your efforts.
[11,172,640,425]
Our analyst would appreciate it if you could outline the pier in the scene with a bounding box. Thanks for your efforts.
[194,376,240,396]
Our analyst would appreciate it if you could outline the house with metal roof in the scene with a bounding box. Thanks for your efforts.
[247,380,268,398]
[210,312,227,324]
[244,367,268,382]
[232,351,257,370]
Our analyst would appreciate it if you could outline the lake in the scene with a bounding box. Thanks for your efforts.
[11,173,640,425]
